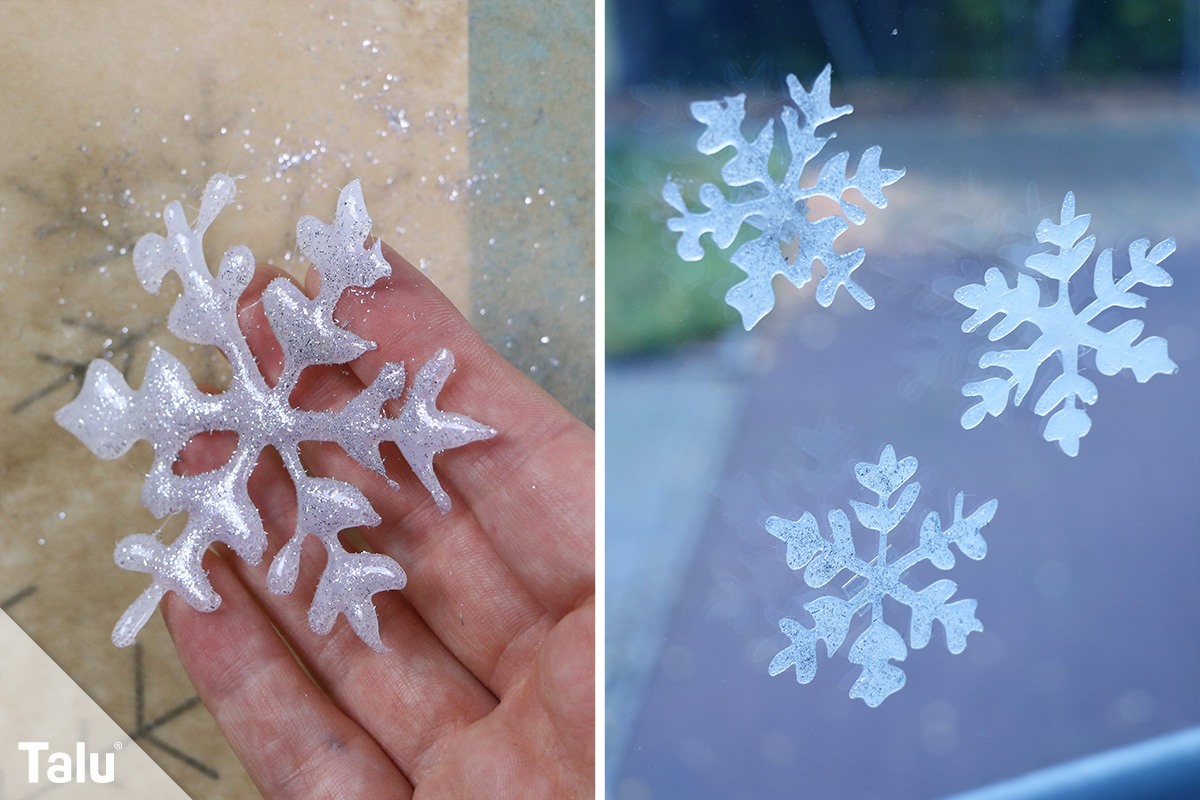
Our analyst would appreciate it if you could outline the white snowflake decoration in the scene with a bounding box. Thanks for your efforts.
[766,445,995,707]
[56,174,496,651]
[956,191,1177,456]
[663,64,905,330]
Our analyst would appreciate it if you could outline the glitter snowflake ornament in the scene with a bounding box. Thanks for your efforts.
[56,174,496,651]
[956,192,1177,456]
[766,445,996,707]
[663,65,905,330]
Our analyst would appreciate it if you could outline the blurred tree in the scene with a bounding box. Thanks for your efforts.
[1034,0,1077,78]
[609,0,1192,88]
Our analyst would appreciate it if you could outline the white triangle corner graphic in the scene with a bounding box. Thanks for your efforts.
[0,609,193,799]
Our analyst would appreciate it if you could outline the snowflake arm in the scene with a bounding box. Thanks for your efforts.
[663,65,904,330]
[955,192,1176,456]
[766,445,995,707]
[57,174,496,651]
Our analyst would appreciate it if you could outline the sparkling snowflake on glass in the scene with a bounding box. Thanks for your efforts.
[663,64,905,330]
[956,191,1177,456]
[56,174,496,651]
[766,445,996,707]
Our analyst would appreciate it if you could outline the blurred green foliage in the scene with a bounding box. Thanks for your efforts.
[612,0,1193,87]
[937,0,1188,78]
[1074,0,1189,75]
[606,134,739,356]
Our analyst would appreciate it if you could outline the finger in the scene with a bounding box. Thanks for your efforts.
[313,241,594,617]
[285,252,583,694]
[180,273,518,743]
[229,444,503,784]
[176,313,505,782]
[233,263,563,696]
[162,552,414,799]
[175,425,502,783]
[417,598,596,797]
[229,261,566,695]
[295,437,558,696]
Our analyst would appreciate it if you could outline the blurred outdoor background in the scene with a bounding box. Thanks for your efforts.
[606,1,1199,798]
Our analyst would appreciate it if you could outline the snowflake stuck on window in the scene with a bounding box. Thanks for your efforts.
[663,64,905,330]
[766,445,996,707]
[56,174,496,651]
[955,192,1177,456]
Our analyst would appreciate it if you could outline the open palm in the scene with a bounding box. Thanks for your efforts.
[162,243,594,798]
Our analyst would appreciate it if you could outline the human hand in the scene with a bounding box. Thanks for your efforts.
[161,242,594,798]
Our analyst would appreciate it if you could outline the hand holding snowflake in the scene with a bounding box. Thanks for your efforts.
[766,445,996,707]
[663,65,905,330]
[57,175,496,651]
[73,190,596,796]
[955,192,1177,456]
